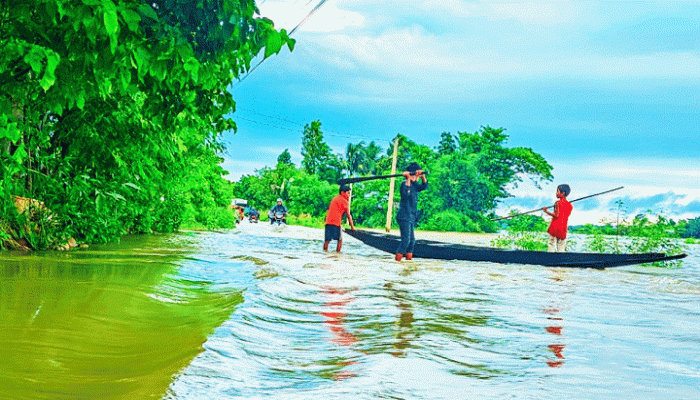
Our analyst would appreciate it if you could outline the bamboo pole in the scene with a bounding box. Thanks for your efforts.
[491,186,625,221]
[385,137,399,232]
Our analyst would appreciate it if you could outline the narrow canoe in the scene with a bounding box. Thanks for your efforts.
[344,229,687,269]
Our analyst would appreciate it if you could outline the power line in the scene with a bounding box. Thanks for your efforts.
[236,116,299,133]
[233,0,331,89]
[236,108,389,143]
[288,0,330,36]
[229,2,392,146]
[239,108,306,129]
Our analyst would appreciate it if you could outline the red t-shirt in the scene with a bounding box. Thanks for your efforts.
[547,198,573,239]
[325,194,349,227]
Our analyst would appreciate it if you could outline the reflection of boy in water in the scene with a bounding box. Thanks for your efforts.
[543,304,566,367]
[320,286,359,380]
[385,282,415,358]
[321,287,358,346]
[392,302,414,356]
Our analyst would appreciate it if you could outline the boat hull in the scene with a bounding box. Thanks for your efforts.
[344,229,687,269]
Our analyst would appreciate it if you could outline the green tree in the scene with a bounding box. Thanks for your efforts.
[437,131,456,155]
[231,163,334,218]
[1,0,293,248]
[364,141,382,174]
[381,134,438,176]
[680,217,700,238]
[345,141,367,176]
[231,128,553,234]
[318,152,345,184]
[421,126,552,231]
[300,120,330,176]
[277,149,293,166]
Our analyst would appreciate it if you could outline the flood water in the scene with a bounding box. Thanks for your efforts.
[1,223,699,399]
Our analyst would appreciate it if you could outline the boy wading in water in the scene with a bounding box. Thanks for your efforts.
[395,162,428,261]
[542,184,572,252]
[324,185,355,252]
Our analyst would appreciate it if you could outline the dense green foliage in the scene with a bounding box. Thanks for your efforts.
[578,208,688,258]
[570,211,699,239]
[300,120,346,184]
[1,0,293,249]
[675,217,700,239]
[490,214,550,251]
[492,204,689,264]
[234,124,554,232]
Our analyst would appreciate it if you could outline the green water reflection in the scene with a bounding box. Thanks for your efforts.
[0,236,242,400]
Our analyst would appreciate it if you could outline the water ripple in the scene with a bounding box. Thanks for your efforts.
[166,229,700,399]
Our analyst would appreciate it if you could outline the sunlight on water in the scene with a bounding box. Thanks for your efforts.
[2,223,699,399]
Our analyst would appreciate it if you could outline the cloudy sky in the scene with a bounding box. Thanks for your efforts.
[222,0,700,225]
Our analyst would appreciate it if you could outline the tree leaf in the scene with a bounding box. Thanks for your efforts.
[103,1,119,37]
[106,192,126,201]
[76,94,85,110]
[264,31,282,59]
[0,98,11,115]
[11,143,27,163]
[0,119,21,142]
[24,47,45,74]
[119,8,141,32]
[41,52,60,91]
[138,4,158,20]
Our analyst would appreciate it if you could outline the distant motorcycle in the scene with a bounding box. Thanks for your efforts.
[248,213,259,223]
[269,211,287,226]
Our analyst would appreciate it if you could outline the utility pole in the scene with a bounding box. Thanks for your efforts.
[385,136,399,232]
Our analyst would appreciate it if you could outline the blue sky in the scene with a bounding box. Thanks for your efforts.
[222,0,700,225]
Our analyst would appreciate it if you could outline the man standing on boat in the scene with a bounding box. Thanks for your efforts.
[395,162,428,261]
[542,184,573,252]
[324,185,355,252]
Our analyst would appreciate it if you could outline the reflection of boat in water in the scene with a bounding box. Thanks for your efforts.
[345,229,687,269]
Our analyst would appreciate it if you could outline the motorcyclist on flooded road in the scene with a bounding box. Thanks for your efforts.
[269,198,288,225]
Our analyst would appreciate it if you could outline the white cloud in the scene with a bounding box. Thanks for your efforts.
[221,159,267,180]
[420,0,480,16]
[482,1,584,25]
[286,10,699,109]
[221,146,303,180]
[581,159,700,190]
[496,157,700,225]
[253,1,700,113]
[230,1,700,213]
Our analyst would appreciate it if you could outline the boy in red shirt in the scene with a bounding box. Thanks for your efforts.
[324,185,356,252]
[542,184,573,252]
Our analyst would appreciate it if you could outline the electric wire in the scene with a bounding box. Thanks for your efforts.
[237,107,389,143]
[227,1,394,159]
[233,0,331,89]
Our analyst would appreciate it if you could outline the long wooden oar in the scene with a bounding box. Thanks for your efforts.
[337,171,427,186]
[491,186,624,222]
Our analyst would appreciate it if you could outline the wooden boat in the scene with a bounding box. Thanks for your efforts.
[344,229,687,269]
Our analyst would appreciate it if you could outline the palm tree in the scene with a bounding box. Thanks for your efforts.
[364,141,382,175]
[345,141,367,176]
